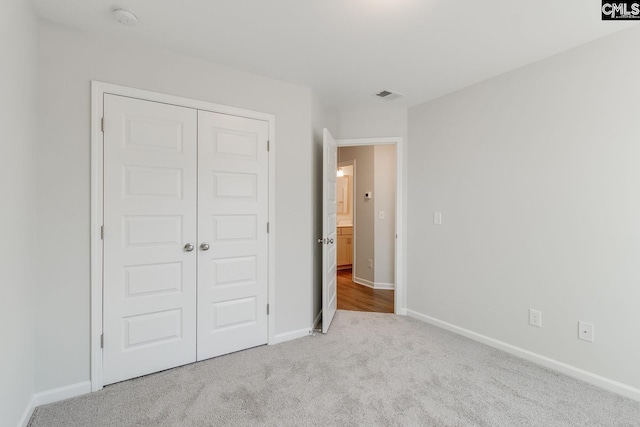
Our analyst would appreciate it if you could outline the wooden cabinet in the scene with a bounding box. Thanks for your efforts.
[337,226,353,269]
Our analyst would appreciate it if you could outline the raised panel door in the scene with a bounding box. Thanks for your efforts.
[196,110,269,360]
[102,95,198,385]
[322,129,338,332]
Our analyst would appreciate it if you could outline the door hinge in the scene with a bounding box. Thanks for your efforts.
[267,304,270,315]
[267,140,270,151]
[100,334,104,348]
[101,225,104,240]
[267,222,269,233]
[101,117,104,132]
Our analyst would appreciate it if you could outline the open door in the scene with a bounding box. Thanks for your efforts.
[322,128,338,333]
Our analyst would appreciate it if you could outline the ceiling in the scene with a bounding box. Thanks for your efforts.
[31,0,637,109]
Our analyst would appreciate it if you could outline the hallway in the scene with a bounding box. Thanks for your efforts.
[336,269,394,313]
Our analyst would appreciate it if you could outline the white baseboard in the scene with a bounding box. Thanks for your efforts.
[34,380,92,407]
[19,380,91,427]
[406,309,640,402]
[353,276,374,288]
[270,328,311,345]
[353,276,395,290]
[396,308,408,316]
[374,282,395,290]
[18,395,37,427]
[313,310,322,330]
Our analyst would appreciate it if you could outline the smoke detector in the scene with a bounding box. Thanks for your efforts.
[375,90,404,100]
[112,8,138,26]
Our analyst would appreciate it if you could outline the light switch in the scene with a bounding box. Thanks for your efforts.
[378,211,385,220]
[434,211,442,225]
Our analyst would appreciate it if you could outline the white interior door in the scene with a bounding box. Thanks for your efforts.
[322,128,338,333]
[102,95,198,385]
[196,110,269,360]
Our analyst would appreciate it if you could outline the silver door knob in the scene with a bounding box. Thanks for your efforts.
[317,238,324,244]
[200,243,210,251]
[328,238,334,244]
[184,243,195,252]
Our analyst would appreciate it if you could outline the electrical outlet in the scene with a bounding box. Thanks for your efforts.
[529,309,542,328]
[578,322,594,343]
[378,211,385,220]
[367,259,373,269]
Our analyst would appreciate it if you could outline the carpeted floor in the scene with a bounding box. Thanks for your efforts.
[30,311,640,426]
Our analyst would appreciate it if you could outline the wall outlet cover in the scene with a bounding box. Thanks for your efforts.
[529,309,542,328]
[578,321,594,342]
[434,211,442,225]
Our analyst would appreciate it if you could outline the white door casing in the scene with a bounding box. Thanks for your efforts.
[196,111,269,359]
[102,95,198,385]
[322,128,338,333]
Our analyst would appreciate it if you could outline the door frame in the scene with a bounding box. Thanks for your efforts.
[335,137,405,315]
[336,159,355,273]
[90,81,276,391]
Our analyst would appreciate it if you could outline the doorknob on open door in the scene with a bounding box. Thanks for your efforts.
[200,242,210,251]
[184,243,195,252]
[317,238,334,244]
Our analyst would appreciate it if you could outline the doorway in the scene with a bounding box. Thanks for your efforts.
[320,130,404,333]
[336,145,396,314]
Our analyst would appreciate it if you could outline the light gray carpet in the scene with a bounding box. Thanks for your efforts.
[30,311,640,426]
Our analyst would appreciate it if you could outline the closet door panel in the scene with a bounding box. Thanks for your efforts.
[197,111,269,360]
[102,95,198,385]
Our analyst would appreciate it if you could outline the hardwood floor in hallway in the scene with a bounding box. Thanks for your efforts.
[337,269,394,313]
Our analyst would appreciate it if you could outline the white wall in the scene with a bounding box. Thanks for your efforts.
[36,20,314,392]
[0,1,38,425]
[334,106,407,140]
[408,25,640,391]
[374,145,396,286]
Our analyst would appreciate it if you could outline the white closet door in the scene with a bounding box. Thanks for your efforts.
[103,95,198,385]
[196,111,269,360]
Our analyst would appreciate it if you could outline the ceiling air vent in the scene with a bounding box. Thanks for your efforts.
[375,90,403,100]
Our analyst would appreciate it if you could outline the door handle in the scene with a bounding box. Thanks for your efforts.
[184,243,195,252]
[200,242,210,251]
[317,238,335,244]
